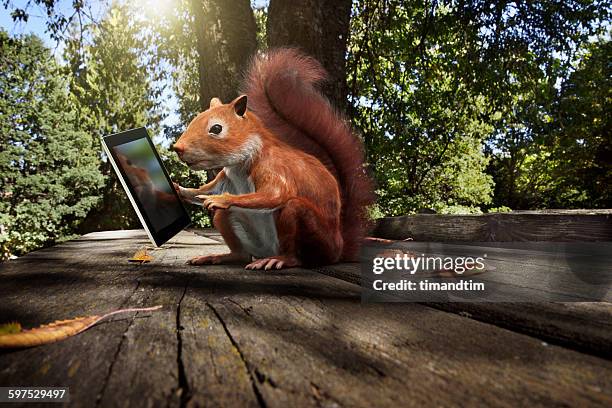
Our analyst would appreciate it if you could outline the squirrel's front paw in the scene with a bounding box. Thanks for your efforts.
[173,182,184,198]
[195,194,231,210]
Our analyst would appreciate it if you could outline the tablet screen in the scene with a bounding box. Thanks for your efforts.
[103,128,190,246]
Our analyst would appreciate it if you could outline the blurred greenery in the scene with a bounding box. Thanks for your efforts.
[0,31,104,258]
[347,0,610,215]
[0,0,610,259]
[63,4,165,232]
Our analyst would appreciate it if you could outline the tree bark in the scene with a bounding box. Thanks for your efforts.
[267,0,353,111]
[190,0,258,110]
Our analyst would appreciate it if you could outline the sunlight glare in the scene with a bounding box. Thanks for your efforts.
[139,0,176,19]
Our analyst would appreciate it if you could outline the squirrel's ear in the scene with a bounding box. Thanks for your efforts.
[232,95,248,117]
[209,97,222,109]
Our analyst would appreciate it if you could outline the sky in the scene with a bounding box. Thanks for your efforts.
[0,1,179,142]
[0,0,105,44]
[1,0,269,143]
[1,0,269,49]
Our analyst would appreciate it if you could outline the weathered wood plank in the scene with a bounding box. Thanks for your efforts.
[373,211,612,241]
[0,230,266,407]
[94,230,253,407]
[94,276,185,407]
[0,231,152,407]
[190,230,612,407]
[379,241,611,302]
[206,288,612,407]
[179,289,261,408]
[320,260,612,359]
[1,229,612,407]
[429,302,612,359]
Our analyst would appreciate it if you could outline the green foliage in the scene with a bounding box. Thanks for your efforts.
[0,30,104,259]
[460,1,609,209]
[71,3,211,229]
[548,39,611,207]
[146,0,201,122]
[63,4,166,231]
[348,0,610,214]
[65,6,164,137]
[253,5,268,50]
[348,1,494,215]
[488,37,611,209]
[487,206,512,214]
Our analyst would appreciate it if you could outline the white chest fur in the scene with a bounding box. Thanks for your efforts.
[222,165,279,258]
[224,165,255,195]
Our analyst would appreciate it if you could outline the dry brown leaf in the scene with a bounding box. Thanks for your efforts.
[0,305,162,348]
[376,248,418,258]
[0,322,21,334]
[129,247,153,263]
[364,237,397,244]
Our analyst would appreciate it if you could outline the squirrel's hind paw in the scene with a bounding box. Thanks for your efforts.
[245,256,301,270]
[187,252,247,265]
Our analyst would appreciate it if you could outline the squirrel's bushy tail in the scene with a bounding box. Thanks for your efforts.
[241,48,374,261]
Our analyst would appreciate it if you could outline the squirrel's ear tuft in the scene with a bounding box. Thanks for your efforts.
[233,95,248,117]
[209,97,222,109]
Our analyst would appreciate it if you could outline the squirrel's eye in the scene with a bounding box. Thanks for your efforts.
[209,124,223,135]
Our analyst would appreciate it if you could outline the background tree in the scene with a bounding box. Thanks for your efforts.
[62,4,166,231]
[457,1,610,209]
[347,0,610,214]
[0,30,104,259]
[552,39,611,208]
[348,1,495,214]
[1,0,610,259]
[190,0,257,109]
[499,38,611,209]
[267,0,353,109]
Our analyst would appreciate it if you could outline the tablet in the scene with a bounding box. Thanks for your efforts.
[102,128,190,246]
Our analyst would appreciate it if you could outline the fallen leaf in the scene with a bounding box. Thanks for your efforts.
[0,305,162,348]
[0,322,21,335]
[376,248,418,258]
[364,237,397,244]
[129,247,153,263]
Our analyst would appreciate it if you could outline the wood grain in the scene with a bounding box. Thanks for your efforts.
[320,260,612,359]
[373,211,612,242]
[0,229,611,407]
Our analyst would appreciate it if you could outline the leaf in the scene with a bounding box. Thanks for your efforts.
[129,247,153,263]
[0,305,162,348]
[364,237,397,244]
[0,322,22,335]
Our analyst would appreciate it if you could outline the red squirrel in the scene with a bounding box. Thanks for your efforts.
[173,48,373,269]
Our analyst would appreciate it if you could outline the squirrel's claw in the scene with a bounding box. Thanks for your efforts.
[245,256,301,270]
[173,182,184,199]
[195,194,231,210]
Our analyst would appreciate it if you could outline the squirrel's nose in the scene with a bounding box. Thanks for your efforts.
[173,143,185,156]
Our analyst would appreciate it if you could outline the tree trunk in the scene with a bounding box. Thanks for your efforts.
[190,0,257,110]
[267,0,352,111]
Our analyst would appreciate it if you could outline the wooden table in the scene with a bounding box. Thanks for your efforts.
[1,229,611,407]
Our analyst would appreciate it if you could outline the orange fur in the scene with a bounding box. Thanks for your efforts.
[242,48,375,260]
[174,49,373,268]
